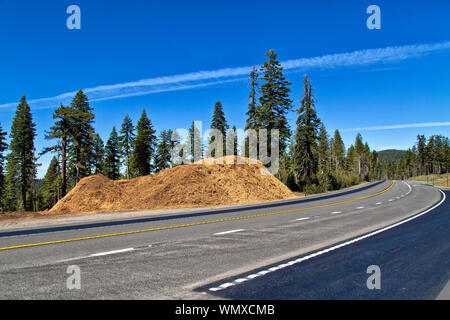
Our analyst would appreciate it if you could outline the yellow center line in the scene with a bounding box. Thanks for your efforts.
[0,181,396,251]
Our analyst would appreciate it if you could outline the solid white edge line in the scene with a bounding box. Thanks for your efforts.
[208,188,446,292]
[214,229,245,236]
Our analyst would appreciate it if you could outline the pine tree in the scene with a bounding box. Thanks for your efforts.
[119,115,135,179]
[232,125,238,156]
[317,123,330,175]
[245,67,260,158]
[209,101,229,158]
[258,49,293,156]
[92,133,104,174]
[154,130,173,172]
[68,90,95,182]
[131,109,156,176]
[0,123,7,209]
[3,153,19,211]
[354,133,364,176]
[416,134,426,176]
[189,121,203,162]
[294,75,320,186]
[332,130,345,170]
[103,127,121,180]
[346,145,356,173]
[37,156,61,210]
[246,67,260,130]
[41,104,75,197]
[7,95,36,211]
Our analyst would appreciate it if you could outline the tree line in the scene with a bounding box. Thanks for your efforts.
[0,49,448,212]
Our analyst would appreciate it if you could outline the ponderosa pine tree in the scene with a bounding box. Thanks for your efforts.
[294,75,320,186]
[103,127,121,180]
[41,104,75,197]
[131,109,156,176]
[119,115,135,179]
[258,49,293,157]
[68,90,95,183]
[7,95,36,211]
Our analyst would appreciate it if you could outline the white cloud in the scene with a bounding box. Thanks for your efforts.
[1,41,450,110]
[341,122,450,132]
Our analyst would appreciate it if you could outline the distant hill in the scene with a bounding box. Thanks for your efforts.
[378,149,407,163]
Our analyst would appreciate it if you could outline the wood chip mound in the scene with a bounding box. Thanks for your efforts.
[48,156,295,215]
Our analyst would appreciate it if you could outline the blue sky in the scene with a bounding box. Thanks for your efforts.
[0,0,450,178]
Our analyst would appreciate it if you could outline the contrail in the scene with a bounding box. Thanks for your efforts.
[341,122,450,132]
[1,41,449,110]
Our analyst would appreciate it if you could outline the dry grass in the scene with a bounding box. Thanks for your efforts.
[409,174,450,188]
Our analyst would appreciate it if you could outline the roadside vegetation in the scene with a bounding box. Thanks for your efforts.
[409,174,449,188]
[0,49,449,213]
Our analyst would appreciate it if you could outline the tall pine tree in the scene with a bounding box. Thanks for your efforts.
[131,109,156,176]
[68,90,95,183]
[103,127,121,180]
[258,49,293,156]
[332,129,345,171]
[0,123,7,210]
[294,75,320,186]
[209,101,229,158]
[92,133,104,174]
[154,130,173,172]
[41,104,75,197]
[7,95,36,211]
[119,115,135,179]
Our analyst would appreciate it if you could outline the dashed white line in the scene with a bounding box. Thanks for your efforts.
[376,202,382,205]
[291,217,310,222]
[331,211,342,214]
[214,229,245,236]
[356,206,365,209]
[208,189,446,293]
[90,248,134,257]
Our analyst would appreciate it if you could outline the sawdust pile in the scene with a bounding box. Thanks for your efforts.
[48,156,295,215]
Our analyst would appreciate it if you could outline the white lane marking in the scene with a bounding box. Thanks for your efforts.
[214,229,245,236]
[208,189,446,292]
[356,207,365,209]
[90,248,134,257]
[389,199,394,202]
[403,181,412,195]
[331,211,342,214]
[376,202,382,205]
[291,217,310,222]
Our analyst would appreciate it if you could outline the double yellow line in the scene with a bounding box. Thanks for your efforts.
[0,181,395,251]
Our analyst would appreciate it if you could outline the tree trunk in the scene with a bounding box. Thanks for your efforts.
[61,138,67,197]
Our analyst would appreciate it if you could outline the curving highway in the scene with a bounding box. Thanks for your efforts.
[0,180,448,299]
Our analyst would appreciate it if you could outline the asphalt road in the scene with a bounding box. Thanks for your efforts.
[0,180,447,299]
